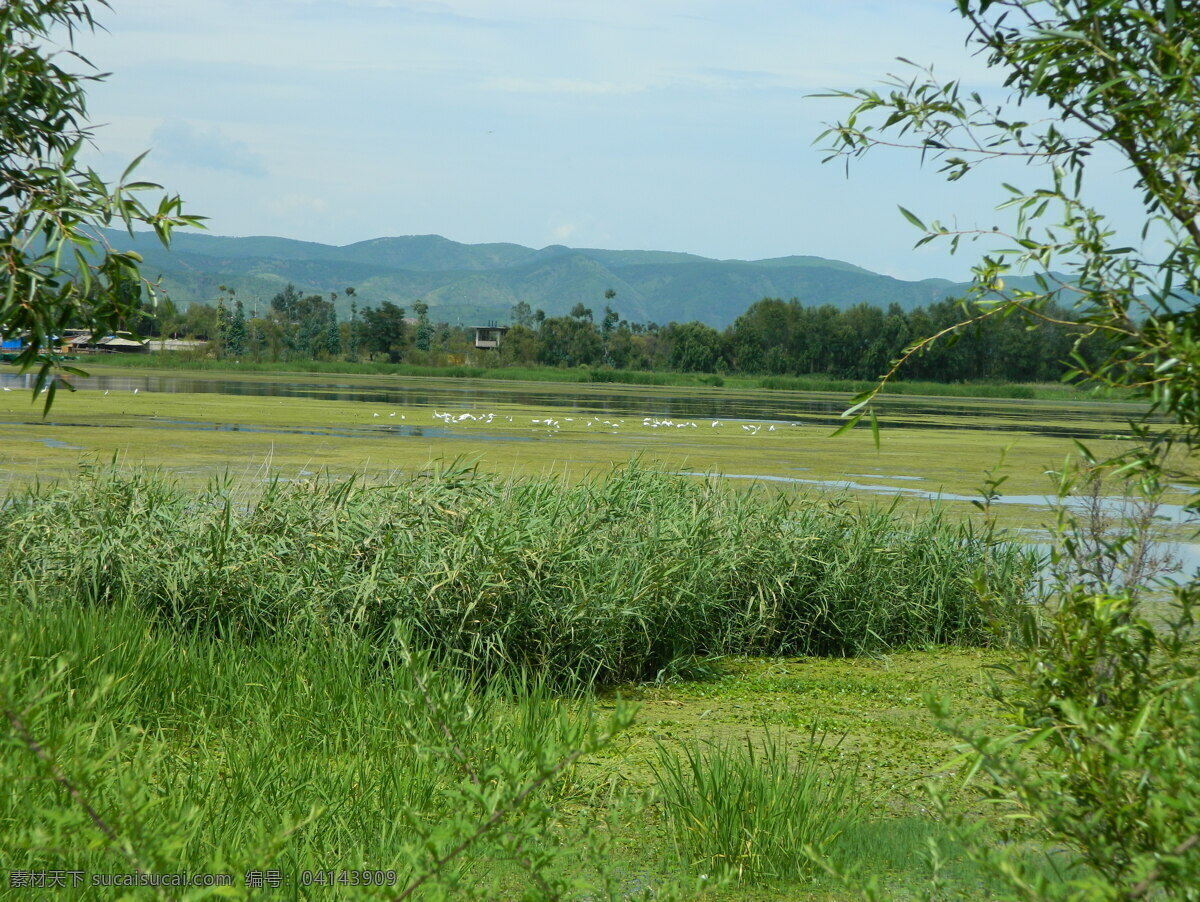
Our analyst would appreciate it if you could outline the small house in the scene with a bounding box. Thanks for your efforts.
[473,324,509,350]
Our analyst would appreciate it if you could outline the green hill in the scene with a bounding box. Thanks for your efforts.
[101,229,1045,328]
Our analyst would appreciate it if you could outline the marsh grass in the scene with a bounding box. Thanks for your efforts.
[821,816,1078,896]
[0,599,634,895]
[651,730,862,883]
[2,463,1038,686]
[0,460,1049,897]
[81,353,1119,400]
[755,374,1124,400]
[0,596,1065,899]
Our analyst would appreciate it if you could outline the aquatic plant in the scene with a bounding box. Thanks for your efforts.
[652,730,861,883]
[2,462,1038,686]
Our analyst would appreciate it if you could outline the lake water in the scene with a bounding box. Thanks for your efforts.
[0,370,1156,440]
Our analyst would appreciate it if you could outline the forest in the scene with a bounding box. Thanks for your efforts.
[140,285,1103,384]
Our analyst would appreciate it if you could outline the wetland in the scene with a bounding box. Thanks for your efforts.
[0,363,1180,531]
[3,361,1195,898]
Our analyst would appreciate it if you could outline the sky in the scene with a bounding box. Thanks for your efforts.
[65,1,1137,282]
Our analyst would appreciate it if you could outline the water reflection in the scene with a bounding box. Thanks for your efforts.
[0,369,1158,440]
[15,419,535,443]
[692,473,1200,526]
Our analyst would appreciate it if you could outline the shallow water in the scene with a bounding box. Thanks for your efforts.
[691,472,1200,526]
[12,419,535,443]
[0,370,1155,439]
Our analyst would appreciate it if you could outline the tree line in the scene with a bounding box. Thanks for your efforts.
[145,284,1103,384]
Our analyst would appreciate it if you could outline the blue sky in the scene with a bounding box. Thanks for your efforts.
[69,1,1134,282]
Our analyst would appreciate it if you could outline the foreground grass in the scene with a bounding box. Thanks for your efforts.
[1,601,641,898]
[1,598,1057,900]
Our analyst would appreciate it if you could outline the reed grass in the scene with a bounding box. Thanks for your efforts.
[651,731,862,883]
[2,462,1038,686]
[0,599,629,893]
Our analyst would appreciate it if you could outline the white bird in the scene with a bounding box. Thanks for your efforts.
[132,388,139,394]
[389,412,396,417]
[768,425,775,432]
[373,413,380,417]
[712,421,720,427]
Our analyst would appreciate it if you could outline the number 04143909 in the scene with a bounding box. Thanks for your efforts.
[300,870,398,887]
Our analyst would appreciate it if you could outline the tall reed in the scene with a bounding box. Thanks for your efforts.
[2,463,1038,685]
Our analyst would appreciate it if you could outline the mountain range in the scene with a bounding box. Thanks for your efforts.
[101,229,1030,329]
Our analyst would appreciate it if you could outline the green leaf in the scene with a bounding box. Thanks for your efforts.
[830,414,862,438]
[897,205,926,231]
[120,149,150,183]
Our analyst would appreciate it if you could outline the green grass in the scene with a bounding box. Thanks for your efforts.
[2,593,1055,900]
[2,463,1038,686]
[0,364,1167,537]
[66,352,1126,401]
[0,366,1148,898]
[0,564,1067,900]
[652,731,862,884]
[0,600,639,898]
[0,452,1053,899]
[754,374,1118,401]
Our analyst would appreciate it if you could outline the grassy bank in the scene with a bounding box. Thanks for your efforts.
[3,464,1038,685]
[70,352,1124,402]
[2,598,1049,899]
[1,465,1052,897]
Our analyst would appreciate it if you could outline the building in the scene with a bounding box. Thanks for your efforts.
[473,324,509,350]
[63,330,150,354]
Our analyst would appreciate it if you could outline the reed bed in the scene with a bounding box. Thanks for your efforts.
[1,463,1037,685]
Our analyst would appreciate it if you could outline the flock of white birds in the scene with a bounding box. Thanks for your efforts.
[1,385,800,437]
[420,410,801,434]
